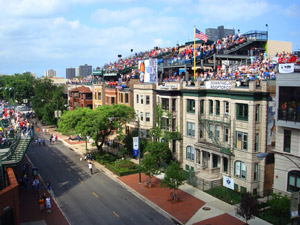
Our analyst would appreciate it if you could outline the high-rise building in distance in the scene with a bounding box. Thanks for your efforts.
[45,69,56,78]
[78,64,92,78]
[66,67,76,79]
[205,26,235,42]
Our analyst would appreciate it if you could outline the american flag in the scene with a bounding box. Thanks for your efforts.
[195,28,208,42]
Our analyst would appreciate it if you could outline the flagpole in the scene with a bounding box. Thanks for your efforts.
[194,26,196,80]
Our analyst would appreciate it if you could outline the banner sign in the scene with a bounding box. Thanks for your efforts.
[279,63,294,73]
[138,59,158,83]
[133,137,139,156]
[291,192,299,219]
[205,81,232,90]
[223,175,234,190]
[294,64,300,73]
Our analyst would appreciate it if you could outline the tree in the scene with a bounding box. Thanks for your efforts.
[160,161,185,201]
[236,192,258,225]
[141,153,159,187]
[268,192,290,225]
[58,104,135,155]
[144,141,172,168]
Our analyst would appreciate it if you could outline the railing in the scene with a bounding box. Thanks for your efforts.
[278,109,300,123]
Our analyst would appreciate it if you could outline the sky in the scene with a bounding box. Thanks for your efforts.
[0,0,299,77]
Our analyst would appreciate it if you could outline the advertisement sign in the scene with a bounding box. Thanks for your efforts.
[205,81,232,90]
[138,59,158,83]
[294,64,300,73]
[291,192,299,219]
[133,137,139,156]
[279,63,294,73]
[223,175,234,190]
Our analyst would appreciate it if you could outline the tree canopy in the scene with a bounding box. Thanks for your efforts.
[58,104,135,154]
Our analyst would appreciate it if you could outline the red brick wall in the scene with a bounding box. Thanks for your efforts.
[0,168,20,225]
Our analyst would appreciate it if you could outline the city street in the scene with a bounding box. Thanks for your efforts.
[26,135,174,225]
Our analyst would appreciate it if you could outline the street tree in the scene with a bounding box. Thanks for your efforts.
[144,141,172,168]
[141,153,160,187]
[160,161,185,201]
[236,192,258,225]
[268,192,290,225]
[58,104,135,155]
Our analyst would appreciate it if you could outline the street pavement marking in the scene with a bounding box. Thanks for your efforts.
[92,192,99,198]
[79,179,84,184]
[113,211,119,218]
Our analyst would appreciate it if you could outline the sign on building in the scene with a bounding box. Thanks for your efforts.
[138,59,158,83]
[133,137,139,156]
[205,81,232,90]
[223,175,234,190]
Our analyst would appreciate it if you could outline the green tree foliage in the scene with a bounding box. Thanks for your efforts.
[268,192,290,225]
[141,153,160,187]
[32,78,65,124]
[144,141,172,168]
[160,161,185,201]
[236,192,259,225]
[58,104,135,155]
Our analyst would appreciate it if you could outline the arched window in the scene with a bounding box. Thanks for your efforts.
[186,146,194,161]
[287,170,300,192]
[234,161,247,179]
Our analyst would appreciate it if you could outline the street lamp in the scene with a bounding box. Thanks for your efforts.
[266,24,268,40]
[135,115,141,184]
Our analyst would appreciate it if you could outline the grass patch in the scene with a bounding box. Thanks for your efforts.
[106,159,139,176]
[205,186,241,205]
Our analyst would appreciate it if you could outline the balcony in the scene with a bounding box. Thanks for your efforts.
[278,109,300,123]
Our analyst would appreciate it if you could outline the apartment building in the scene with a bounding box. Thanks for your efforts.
[273,72,300,195]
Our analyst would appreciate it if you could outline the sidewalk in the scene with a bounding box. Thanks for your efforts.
[27,122,271,225]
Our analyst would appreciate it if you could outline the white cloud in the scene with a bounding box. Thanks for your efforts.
[195,0,270,22]
[284,4,300,18]
[91,7,152,23]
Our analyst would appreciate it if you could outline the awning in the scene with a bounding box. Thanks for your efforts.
[103,73,118,77]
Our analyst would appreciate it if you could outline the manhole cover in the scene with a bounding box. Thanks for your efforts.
[202,207,211,211]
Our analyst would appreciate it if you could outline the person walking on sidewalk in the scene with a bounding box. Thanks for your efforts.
[88,162,93,175]
[45,195,51,213]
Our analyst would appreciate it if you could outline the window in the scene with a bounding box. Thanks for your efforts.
[287,171,300,192]
[140,95,144,104]
[162,98,169,110]
[186,146,195,161]
[254,163,259,181]
[255,133,259,152]
[120,93,123,103]
[146,95,150,105]
[200,123,204,138]
[172,118,176,132]
[234,161,247,179]
[111,97,115,104]
[236,131,248,150]
[284,130,291,153]
[140,112,144,121]
[136,94,139,103]
[187,122,195,137]
[172,140,176,153]
[215,125,220,141]
[216,100,220,115]
[236,103,248,121]
[185,165,190,171]
[161,117,169,130]
[255,104,260,122]
[172,99,176,111]
[125,93,129,103]
[224,101,229,115]
[200,100,204,114]
[146,113,150,122]
[187,99,195,113]
[209,124,213,140]
[224,126,229,142]
[209,100,213,114]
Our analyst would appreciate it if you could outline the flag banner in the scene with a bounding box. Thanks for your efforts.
[133,137,139,156]
[223,175,234,190]
[195,29,208,42]
[279,63,294,73]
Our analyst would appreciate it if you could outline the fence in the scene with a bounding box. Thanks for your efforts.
[187,170,222,191]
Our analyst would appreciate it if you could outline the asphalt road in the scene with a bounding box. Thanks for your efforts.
[26,135,175,225]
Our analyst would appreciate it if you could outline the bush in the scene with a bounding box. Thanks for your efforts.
[106,159,139,176]
[205,186,242,205]
[93,152,119,165]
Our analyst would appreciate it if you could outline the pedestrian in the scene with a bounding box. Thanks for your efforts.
[49,135,52,144]
[42,138,45,146]
[88,162,93,175]
[42,128,45,134]
[35,138,38,146]
[45,196,51,213]
[55,135,58,142]
[38,137,41,146]
[46,180,51,193]
[38,196,45,212]
[52,136,56,144]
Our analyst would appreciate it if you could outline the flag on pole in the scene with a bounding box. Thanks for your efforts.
[195,29,208,42]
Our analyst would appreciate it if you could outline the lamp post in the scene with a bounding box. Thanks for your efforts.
[136,115,141,184]
[266,24,268,40]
